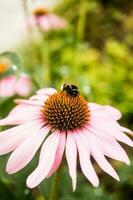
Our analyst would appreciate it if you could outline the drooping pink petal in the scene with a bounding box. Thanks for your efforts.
[39,15,51,31]
[81,129,119,181]
[90,104,121,120]
[29,94,49,107]
[36,88,57,96]
[29,88,57,106]
[15,99,43,106]
[90,118,133,147]
[74,130,99,187]
[30,94,48,102]
[85,124,112,140]
[0,104,41,125]
[47,14,67,29]
[89,103,102,110]
[6,125,49,174]
[92,148,119,180]
[0,120,44,155]
[121,126,133,136]
[15,75,32,96]
[26,131,60,188]
[48,14,59,29]
[47,131,66,177]
[66,131,77,191]
[0,76,16,97]
[85,126,130,165]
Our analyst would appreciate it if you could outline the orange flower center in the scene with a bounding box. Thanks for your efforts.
[0,63,9,73]
[43,91,90,131]
[33,7,49,16]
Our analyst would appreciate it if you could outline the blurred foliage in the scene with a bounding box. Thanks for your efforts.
[0,0,133,199]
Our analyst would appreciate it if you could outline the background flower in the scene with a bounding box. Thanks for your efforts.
[27,2,67,31]
[0,74,32,97]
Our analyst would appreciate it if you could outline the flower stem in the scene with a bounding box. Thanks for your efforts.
[77,0,87,42]
[41,34,51,87]
[22,0,31,37]
[32,187,46,200]
[73,0,88,78]
[49,165,63,200]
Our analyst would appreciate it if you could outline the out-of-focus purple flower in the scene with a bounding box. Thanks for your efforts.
[28,6,67,31]
[0,61,32,97]
[0,74,32,97]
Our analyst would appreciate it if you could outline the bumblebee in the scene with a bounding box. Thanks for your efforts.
[62,83,79,97]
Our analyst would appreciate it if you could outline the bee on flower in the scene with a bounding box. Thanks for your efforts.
[0,84,132,190]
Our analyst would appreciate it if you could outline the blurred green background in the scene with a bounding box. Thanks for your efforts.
[0,0,133,199]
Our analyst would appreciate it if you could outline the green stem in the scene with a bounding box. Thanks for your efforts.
[22,0,38,56]
[73,0,88,78]
[49,165,63,200]
[32,187,46,200]
[73,0,88,77]
[41,34,51,87]
[22,0,31,37]
[77,0,87,42]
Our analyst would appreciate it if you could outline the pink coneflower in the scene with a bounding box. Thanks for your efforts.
[28,5,67,31]
[0,84,132,190]
[0,59,32,97]
[0,74,32,97]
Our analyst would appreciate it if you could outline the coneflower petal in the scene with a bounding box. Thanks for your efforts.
[0,76,16,97]
[0,121,44,155]
[90,118,133,147]
[0,104,41,125]
[6,126,49,174]
[90,105,121,120]
[36,88,57,96]
[26,131,60,188]
[81,129,119,181]
[85,126,130,165]
[74,132,99,187]
[66,131,77,191]
[47,131,66,177]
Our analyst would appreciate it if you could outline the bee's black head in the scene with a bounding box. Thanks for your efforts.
[62,83,79,97]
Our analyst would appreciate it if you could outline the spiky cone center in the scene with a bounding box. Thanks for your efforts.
[42,91,90,131]
[33,7,49,17]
